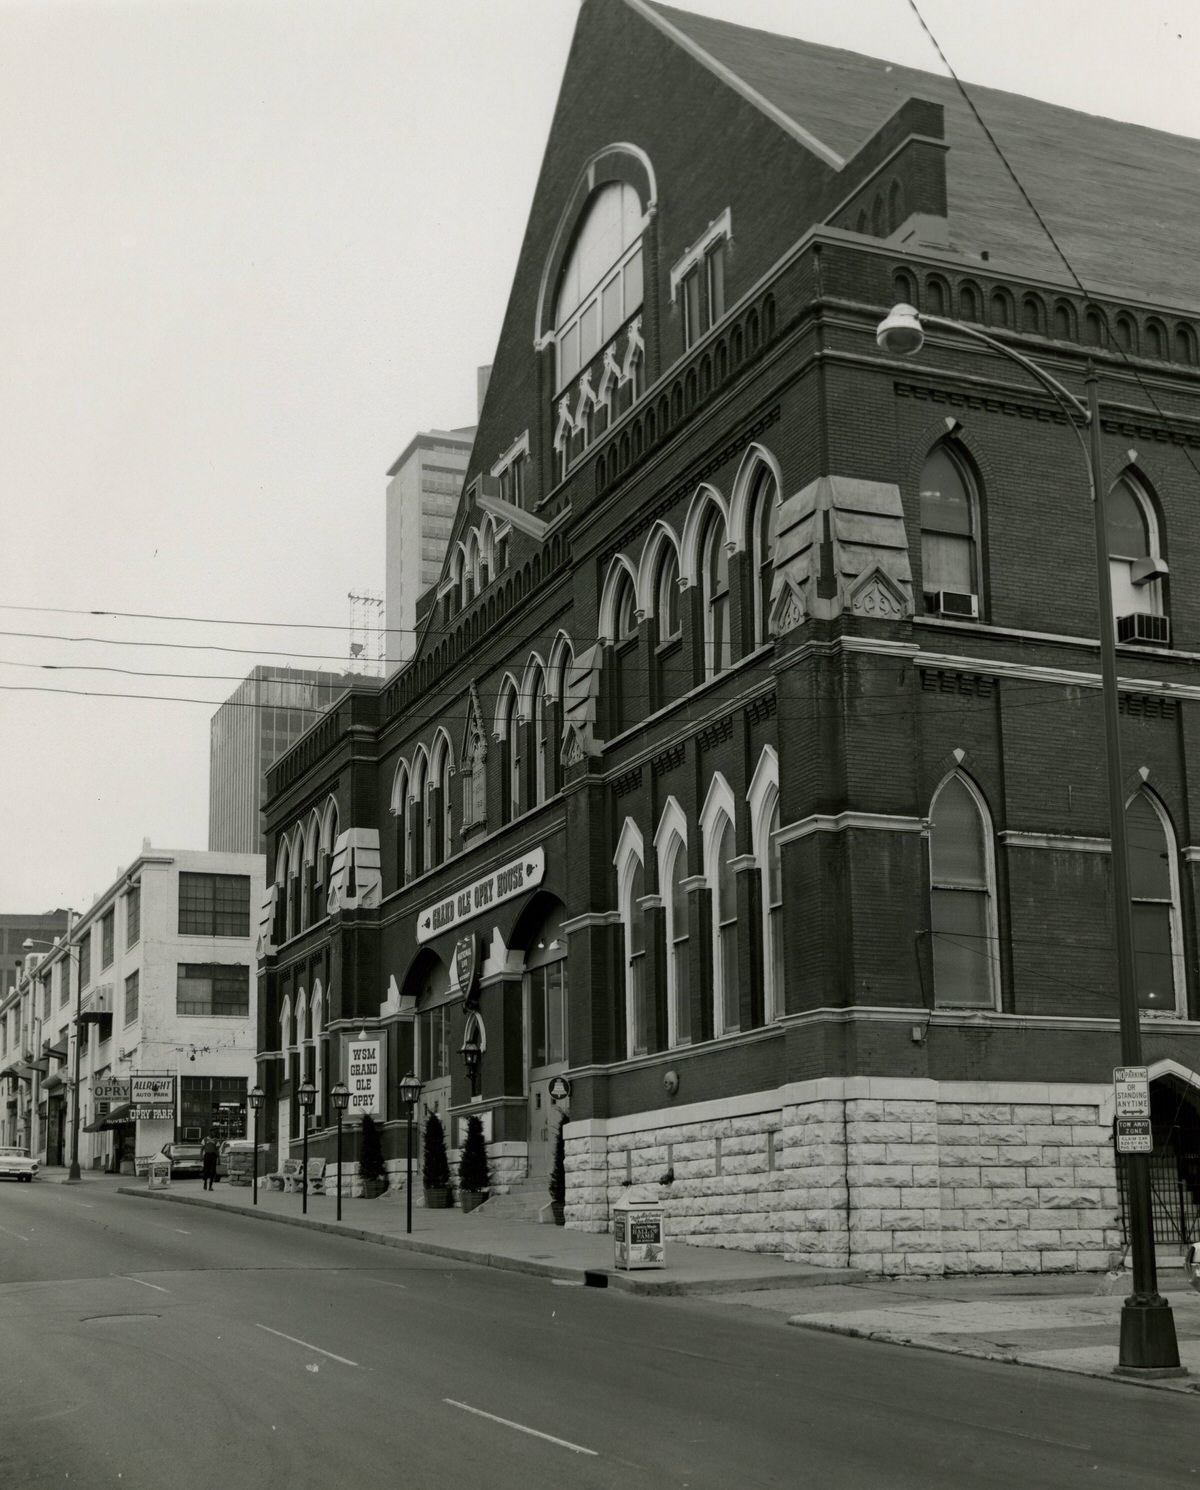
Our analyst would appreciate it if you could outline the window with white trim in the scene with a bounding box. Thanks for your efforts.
[928,774,998,1008]
[1126,790,1182,1014]
[664,833,690,1046]
[749,466,779,645]
[701,514,731,678]
[711,814,739,1034]
[920,446,979,617]
[1108,475,1167,642]
[672,210,730,351]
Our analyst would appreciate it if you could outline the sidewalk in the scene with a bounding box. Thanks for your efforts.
[100,1170,1200,1394]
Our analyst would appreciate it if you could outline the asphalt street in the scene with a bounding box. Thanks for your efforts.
[0,1180,1195,1490]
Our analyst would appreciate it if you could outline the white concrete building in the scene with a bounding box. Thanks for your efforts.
[1,845,264,1173]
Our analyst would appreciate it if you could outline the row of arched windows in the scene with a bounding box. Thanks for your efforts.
[273,797,339,945]
[920,440,1168,638]
[278,983,325,1131]
[599,446,781,730]
[387,633,579,888]
[446,512,510,619]
[928,774,1184,1014]
[615,750,782,1056]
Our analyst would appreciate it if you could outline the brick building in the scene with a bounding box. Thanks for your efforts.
[256,0,1200,1273]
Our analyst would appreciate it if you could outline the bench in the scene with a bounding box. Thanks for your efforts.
[266,1158,302,1192]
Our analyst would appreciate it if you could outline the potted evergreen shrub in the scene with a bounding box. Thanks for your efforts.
[457,1113,490,1213]
[548,1117,566,1225]
[421,1111,453,1208]
[358,1113,389,1199]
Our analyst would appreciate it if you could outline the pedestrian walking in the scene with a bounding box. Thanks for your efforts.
[200,1132,220,1191]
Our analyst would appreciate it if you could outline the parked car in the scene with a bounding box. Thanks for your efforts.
[0,1146,38,1181]
[162,1140,229,1179]
[160,1142,204,1178]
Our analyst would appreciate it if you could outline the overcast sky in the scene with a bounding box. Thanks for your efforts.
[1,0,1196,918]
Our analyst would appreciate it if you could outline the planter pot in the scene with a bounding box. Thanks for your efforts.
[550,1201,565,1226]
[423,1185,453,1209]
[361,1178,388,1200]
[460,1190,488,1214]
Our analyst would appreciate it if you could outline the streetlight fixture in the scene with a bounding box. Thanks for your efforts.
[248,1085,265,1206]
[331,1081,350,1223]
[25,910,79,1182]
[460,1028,482,1097]
[876,303,1181,1375]
[297,1078,316,1216]
[399,1071,422,1235]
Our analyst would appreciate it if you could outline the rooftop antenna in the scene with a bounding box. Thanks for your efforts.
[348,591,384,676]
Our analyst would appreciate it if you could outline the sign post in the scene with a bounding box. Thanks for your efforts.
[1114,1067,1153,1155]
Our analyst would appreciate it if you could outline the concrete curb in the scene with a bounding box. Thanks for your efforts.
[786,1317,1200,1394]
[115,1186,863,1296]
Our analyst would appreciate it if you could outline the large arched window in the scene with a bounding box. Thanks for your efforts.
[928,774,998,1008]
[701,514,731,678]
[531,667,548,805]
[554,182,644,394]
[431,735,453,865]
[391,762,410,889]
[656,545,681,644]
[612,571,638,731]
[701,774,740,1036]
[748,746,783,1023]
[499,683,521,824]
[920,446,980,618]
[749,466,780,645]
[1108,475,1168,643]
[655,799,690,1048]
[1126,791,1183,1015]
[319,799,338,917]
[615,821,648,1058]
[410,750,428,878]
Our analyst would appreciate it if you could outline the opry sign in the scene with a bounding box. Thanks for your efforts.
[416,847,545,944]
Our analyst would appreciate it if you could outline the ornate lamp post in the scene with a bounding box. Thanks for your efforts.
[460,1028,482,1097]
[399,1071,422,1235]
[875,304,1180,1375]
[331,1081,350,1222]
[297,1078,316,1215]
[248,1085,264,1206]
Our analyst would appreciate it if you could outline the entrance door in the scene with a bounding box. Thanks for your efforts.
[526,957,568,1184]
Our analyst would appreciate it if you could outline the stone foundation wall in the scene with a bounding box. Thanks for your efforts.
[563,1082,1125,1275]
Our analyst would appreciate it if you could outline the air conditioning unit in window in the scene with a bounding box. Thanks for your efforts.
[925,590,978,620]
[1117,612,1170,645]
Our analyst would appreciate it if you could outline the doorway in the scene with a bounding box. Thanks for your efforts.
[525,922,568,1185]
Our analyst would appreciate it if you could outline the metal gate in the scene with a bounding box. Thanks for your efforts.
[1117,1148,1200,1247]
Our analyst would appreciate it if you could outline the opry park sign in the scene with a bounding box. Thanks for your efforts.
[416,847,545,944]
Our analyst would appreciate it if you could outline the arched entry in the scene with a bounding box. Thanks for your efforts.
[1116,1067,1200,1251]
[511,896,569,1183]
[407,950,453,1126]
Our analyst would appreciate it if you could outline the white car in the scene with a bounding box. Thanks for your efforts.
[0,1146,38,1181]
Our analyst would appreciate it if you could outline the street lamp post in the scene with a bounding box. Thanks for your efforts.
[297,1078,316,1215]
[331,1081,350,1222]
[399,1072,422,1235]
[249,1085,264,1206]
[24,910,79,1182]
[876,305,1181,1374]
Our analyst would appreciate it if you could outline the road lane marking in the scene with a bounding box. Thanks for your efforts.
[444,1400,597,1457]
[254,1323,358,1367]
[373,1280,408,1289]
[118,1277,169,1293]
[0,1224,30,1242]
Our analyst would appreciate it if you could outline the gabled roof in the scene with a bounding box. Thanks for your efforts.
[643,2,1200,312]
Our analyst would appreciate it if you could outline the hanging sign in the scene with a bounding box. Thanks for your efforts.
[93,1078,130,1103]
[131,1075,175,1106]
[455,933,479,1008]
[416,847,545,943]
[346,1039,383,1118]
[132,1107,175,1121]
